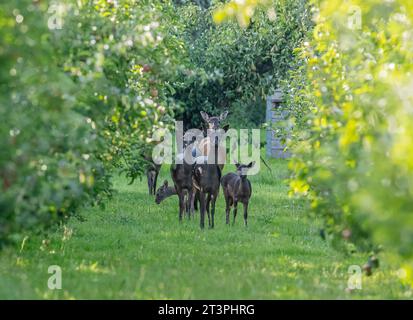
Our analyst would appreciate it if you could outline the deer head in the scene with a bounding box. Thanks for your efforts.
[155,180,176,204]
[235,161,255,178]
[200,111,228,130]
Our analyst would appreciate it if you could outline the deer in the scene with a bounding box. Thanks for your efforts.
[192,160,221,229]
[189,110,231,229]
[221,162,255,227]
[170,158,194,221]
[154,130,208,218]
[145,156,161,195]
[195,111,229,171]
[155,112,228,225]
[155,180,176,204]
[155,180,200,213]
[165,135,206,221]
[200,111,228,131]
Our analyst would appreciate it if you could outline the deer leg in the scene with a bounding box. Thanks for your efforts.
[178,191,185,222]
[193,190,201,217]
[233,200,238,226]
[187,189,192,219]
[190,189,196,218]
[147,170,153,195]
[184,190,188,218]
[206,194,211,228]
[210,195,217,229]
[194,192,199,211]
[153,171,159,195]
[243,202,248,227]
[199,192,206,229]
[225,195,231,225]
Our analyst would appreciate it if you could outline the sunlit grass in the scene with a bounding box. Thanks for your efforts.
[0,158,408,299]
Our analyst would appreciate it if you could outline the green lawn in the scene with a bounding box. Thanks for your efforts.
[0,158,407,299]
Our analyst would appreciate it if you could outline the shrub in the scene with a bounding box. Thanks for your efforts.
[0,0,185,243]
[0,0,111,245]
[284,0,413,271]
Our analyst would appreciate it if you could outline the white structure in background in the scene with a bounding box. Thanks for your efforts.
[266,89,290,159]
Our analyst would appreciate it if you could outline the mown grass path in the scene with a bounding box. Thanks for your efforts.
[0,159,406,299]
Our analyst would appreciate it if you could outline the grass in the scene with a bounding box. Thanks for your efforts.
[0,157,408,299]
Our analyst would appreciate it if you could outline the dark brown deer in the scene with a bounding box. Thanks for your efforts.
[155,180,176,204]
[145,155,161,195]
[170,160,194,221]
[188,111,229,229]
[221,162,255,227]
[192,161,221,229]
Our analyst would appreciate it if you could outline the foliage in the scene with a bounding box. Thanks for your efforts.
[56,0,184,183]
[0,0,313,245]
[213,0,267,28]
[283,0,413,277]
[0,0,186,243]
[0,0,111,245]
[173,0,312,129]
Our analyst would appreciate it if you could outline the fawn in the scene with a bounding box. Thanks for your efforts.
[221,162,255,227]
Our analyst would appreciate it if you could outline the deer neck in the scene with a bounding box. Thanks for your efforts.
[160,187,177,202]
[165,186,177,197]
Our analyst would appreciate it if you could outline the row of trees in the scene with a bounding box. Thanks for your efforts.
[0,0,310,245]
[1,0,107,244]
[0,0,185,245]
[218,0,413,286]
[281,0,413,284]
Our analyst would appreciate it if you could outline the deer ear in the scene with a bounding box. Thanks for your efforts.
[219,110,229,121]
[222,124,230,132]
[235,162,240,168]
[247,161,255,168]
[200,111,209,122]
